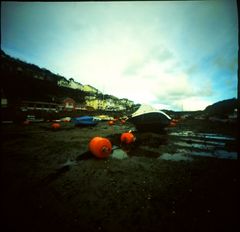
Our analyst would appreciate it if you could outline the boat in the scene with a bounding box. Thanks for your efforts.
[72,116,99,126]
[60,117,71,122]
[127,104,172,132]
[94,115,114,121]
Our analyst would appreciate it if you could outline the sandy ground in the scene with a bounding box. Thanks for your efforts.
[1,119,239,232]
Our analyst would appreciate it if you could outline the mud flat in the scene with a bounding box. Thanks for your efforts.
[1,119,239,232]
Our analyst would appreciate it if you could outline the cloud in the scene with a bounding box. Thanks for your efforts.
[179,97,212,111]
[141,67,215,111]
[1,1,237,111]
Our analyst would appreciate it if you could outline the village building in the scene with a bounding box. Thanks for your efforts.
[1,89,8,108]
[1,98,8,108]
[20,100,60,112]
[63,97,76,111]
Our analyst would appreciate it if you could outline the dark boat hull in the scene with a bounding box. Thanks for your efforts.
[128,112,171,132]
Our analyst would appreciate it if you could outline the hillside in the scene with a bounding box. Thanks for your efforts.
[1,50,238,120]
[0,50,134,111]
[204,98,238,118]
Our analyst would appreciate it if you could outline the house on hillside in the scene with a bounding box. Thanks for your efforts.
[1,89,8,108]
[75,103,87,110]
[228,108,237,122]
[63,97,76,111]
[1,98,8,108]
[85,96,100,110]
[20,100,60,112]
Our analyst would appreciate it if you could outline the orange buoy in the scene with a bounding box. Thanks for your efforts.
[108,120,115,126]
[88,137,112,158]
[169,121,177,127]
[51,123,61,129]
[121,132,135,144]
[170,119,178,127]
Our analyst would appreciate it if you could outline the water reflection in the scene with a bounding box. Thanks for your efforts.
[108,131,237,160]
[159,153,193,161]
[168,131,237,160]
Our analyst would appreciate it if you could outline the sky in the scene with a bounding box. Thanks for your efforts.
[1,1,238,111]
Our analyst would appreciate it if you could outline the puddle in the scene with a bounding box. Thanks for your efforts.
[114,130,238,160]
[167,130,237,160]
[173,142,237,160]
[170,131,195,137]
[170,131,236,141]
[172,147,237,160]
[198,133,236,141]
[159,153,193,161]
[213,150,237,159]
[190,150,238,160]
[111,149,128,160]
[108,131,237,160]
[159,149,237,161]
[179,138,225,146]
[174,141,216,150]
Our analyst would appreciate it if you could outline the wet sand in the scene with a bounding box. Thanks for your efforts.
[1,119,239,232]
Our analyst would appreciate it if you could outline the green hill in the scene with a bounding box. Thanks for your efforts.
[204,98,238,118]
[1,50,95,105]
[1,50,135,111]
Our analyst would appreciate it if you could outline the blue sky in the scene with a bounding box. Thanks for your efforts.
[1,1,238,111]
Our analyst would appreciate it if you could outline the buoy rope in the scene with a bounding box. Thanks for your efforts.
[102,146,110,153]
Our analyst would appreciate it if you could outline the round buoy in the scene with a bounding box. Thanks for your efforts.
[170,122,177,126]
[89,137,112,158]
[121,132,135,144]
[170,120,177,127]
[108,120,115,126]
[51,123,61,129]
